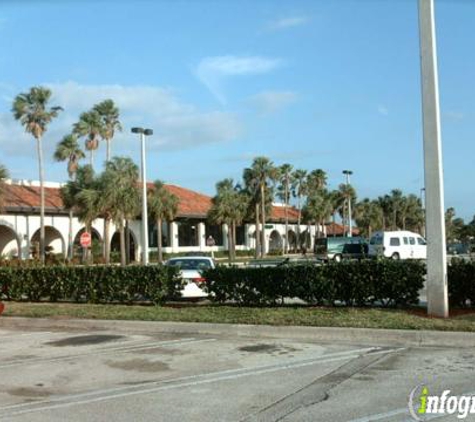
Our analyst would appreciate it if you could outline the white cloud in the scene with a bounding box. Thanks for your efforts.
[0,81,241,160]
[445,110,465,121]
[195,55,283,104]
[377,105,389,116]
[266,16,310,31]
[250,90,297,115]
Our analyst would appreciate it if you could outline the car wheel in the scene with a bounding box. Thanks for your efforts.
[391,252,400,260]
[334,254,342,263]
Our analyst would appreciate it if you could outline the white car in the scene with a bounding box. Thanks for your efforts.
[368,230,427,260]
[165,256,215,299]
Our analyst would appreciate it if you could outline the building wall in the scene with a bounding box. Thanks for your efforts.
[0,212,324,259]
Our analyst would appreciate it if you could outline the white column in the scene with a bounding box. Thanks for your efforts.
[170,222,179,253]
[198,222,206,251]
[419,0,448,318]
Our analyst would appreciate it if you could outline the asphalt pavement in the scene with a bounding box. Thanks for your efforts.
[0,318,474,421]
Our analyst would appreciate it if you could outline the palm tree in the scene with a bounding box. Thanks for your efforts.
[61,165,100,263]
[73,110,103,169]
[12,86,62,264]
[277,164,293,254]
[354,198,383,238]
[54,134,85,259]
[243,168,261,259]
[0,164,9,211]
[100,157,140,266]
[93,99,122,162]
[208,179,249,261]
[307,169,327,196]
[148,180,179,263]
[250,157,278,257]
[303,189,333,239]
[291,169,308,250]
[338,183,357,236]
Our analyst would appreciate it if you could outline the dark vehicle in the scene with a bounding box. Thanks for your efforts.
[314,237,367,262]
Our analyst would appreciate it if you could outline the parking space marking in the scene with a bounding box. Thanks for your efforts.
[0,337,216,369]
[0,346,402,419]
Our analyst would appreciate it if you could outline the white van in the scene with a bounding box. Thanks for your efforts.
[368,230,426,260]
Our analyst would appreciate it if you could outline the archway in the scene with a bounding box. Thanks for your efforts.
[287,230,297,253]
[0,225,20,258]
[269,230,282,253]
[31,226,66,257]
[299,230,311,252]
[73,228,102,258]
[111,228,137,263]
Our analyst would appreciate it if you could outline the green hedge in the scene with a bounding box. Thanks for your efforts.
[203,260,426,307]
[0,265,181,305]
[448,260,475,307]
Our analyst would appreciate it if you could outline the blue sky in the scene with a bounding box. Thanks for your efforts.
[0,0,474,219]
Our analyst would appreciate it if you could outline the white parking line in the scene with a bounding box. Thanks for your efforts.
[0,346,401,418]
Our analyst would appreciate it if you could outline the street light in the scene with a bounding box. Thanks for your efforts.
[131,127,153,265]
[342,170,353,238]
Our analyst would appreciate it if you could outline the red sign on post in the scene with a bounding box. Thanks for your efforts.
[80,232,92,248]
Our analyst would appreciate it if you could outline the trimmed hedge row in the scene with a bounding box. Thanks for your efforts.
[0,265,181,305]
[203,260,426,307]
[448,260,475,307]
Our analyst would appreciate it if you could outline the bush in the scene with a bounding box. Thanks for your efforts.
[203,260,426,307]
[0,265,181,305]
[448,260,475,307]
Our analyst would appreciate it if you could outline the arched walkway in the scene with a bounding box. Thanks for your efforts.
[73,228,102,257]
[269,230,282,252]
[287,230,297,252]
[0,225,20,258]
[31,226,66,257]
[111,228,137,263]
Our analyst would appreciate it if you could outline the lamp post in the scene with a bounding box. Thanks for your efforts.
[342,170,353,237]
[418,0,448,318]
[131,127,153,266]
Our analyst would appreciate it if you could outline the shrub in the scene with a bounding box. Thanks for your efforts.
[203,260,426,307]
[448,260,475,307]
[0,265,181,305]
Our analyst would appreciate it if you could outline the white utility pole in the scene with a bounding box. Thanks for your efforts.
[418,0,448,318]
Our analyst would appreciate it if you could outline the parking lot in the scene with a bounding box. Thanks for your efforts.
[0,319,474,421]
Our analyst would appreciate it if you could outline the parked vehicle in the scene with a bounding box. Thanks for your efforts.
[368,231,426,260]
[314,237,367,262]
[165,256,215,299]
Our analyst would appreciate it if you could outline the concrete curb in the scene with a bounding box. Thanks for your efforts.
[2,316,475,348]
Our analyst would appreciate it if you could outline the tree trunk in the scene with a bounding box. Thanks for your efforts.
[68,208,74,260]
[90,148,94,169]
[104,217,111,264]
[106,139,111,163]
[125,220,131,264]
[297,195,302,251]
[119,218,126,267]
[255,202,260,259]
[157,218,163,263]
[260,183,266,258]
[284,180,288,255]
[227,224,233,263]
[232,221,236,261]
[36,136,46,264]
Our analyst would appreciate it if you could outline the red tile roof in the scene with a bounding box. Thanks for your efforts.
[268,206,300,223]
[163,184,212,218]
[325,222,360,236]
[4,184,64,213]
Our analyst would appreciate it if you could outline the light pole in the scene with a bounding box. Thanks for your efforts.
[418,0,448,318]
[131,127,153,266]
[342,170,353,237]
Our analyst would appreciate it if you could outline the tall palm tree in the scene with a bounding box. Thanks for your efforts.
[54,134,85,259]
[292,169,308,249]
[250,157,278,257]
[354,198,383,238]
[243,167,261,259]
[277,164,293,254]
[303,189,333,239]
[0,164,9,211]
[307,169,327,196]
[148,180,179,263]
[93,99,122,162]
[338,183,357,236]
[12,86,62,264]
[73,110,103,169]
[100,157,140,266]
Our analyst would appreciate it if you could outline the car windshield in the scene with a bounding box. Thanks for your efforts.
[167,259,212,270]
